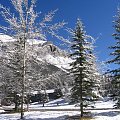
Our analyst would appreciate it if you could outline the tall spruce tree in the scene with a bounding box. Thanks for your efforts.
[70,19,98,117]
[107,8,120,108]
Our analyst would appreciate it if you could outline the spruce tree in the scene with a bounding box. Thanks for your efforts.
[107,8,120,108]
[70,19,98,117]
[5,36,26,113]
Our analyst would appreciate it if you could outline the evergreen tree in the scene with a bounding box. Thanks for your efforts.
[70,19,98,117]
[7,36,26,112]
[107,8,120,108]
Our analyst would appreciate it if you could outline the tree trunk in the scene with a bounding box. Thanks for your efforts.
[14,101,18,112]
[80,68,83,118]
[27,95,30,111]
[80,101,83,117]
[27,102,29,111]
[20,70,25,119]
[42,102,44,107]
[80,84,83,118]
[14,92,19,112]
[21,36,26,119]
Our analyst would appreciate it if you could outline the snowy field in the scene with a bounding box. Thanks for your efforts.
[0,109,120,120]
[0,98,120,120]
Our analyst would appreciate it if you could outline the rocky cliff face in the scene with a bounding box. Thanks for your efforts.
[0,34,72,90]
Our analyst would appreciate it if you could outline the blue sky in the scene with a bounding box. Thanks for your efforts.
[0,0,119,69]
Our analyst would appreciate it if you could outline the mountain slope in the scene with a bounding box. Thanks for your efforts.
[0,33,72,91]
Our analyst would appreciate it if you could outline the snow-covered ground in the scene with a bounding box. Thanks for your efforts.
[0,109,120,120]
[0,98,120,120]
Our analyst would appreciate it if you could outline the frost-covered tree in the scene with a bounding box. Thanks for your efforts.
[0,42,12,99]
[107,8,120,108]
[70,19,98,117]
[0,0,67,119]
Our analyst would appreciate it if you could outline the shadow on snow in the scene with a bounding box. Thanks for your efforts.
[18,115,67,120]
[94,110,120,117]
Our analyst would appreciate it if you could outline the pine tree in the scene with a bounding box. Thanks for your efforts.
[107,8,120,108]
[7,36,26,113]
[70,19,98,117]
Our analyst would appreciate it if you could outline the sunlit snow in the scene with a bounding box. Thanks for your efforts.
[0,98,120,120]
[45,54,72,70]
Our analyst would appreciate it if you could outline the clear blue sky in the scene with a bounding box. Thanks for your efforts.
[0,0,119,69]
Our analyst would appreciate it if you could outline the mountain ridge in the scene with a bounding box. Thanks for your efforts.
[0,33,72,90]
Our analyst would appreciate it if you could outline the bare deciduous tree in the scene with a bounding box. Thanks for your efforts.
[0,0,67,119]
